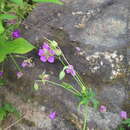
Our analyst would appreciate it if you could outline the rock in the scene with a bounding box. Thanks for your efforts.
[0,88,76,130]
[3,0,130,129]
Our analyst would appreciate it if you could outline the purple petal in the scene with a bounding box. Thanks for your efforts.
[17,72,23,79]
[48,56,54,63]
[71,70,76,76]
[100,105,107,112]
[0,72,3,76]
[49,49,55,55]
[40,56,47,62]
[21,62,27,68]
[38,49,44,56]
[49,112,56,120]
[66,68,71,74]
[42,43,50,49]
[12,30,21,38]
[119,111,127,119]
[75,47,81,51]
[69,65,74,69]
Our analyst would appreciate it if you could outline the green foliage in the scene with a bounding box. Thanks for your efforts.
[8,38,35,54]
[78,88,99,109]
[0,103,20,121]
[10,0,23,5]
[0,0,63,64]
[122,118,130,127]
[0,20,4,34]
[0,38,35,63]
[0,79,6,86]
[0,14,17,20]
[32,0,63,5]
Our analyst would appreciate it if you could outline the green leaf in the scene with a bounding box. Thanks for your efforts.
[122,118,130,126]
[8,38,35,54]
[0,42,10,63]
[0,20,4,34]
[0,79,6,86]
[10,0,23,5]
[0,38,35,63]
[34,83,39,90]
[59,70,65,80]
[91,98,99,109]
[3,104,16,113]
[0,14,17,20]
[0,108,6,121]
[32,0,63,5]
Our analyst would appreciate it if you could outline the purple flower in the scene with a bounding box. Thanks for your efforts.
[66,65,76,76]
[75,47,81,51]
[100,105,107,112]
[38,43,55,63]
[0,72,3,77]
[49,112,56,120]
[12,30,21,38]
[21,62,28,68]
[21,59,34,68]
[17,72,23,79]
[119,111,127,119]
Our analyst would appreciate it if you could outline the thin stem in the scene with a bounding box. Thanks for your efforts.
[75,74,86,89]
[4,114,25,130]
[10,54,21,72]
[61,52,70,65]
[14,55,28,59]
[59,54,86,92]
[59,57,66,66]
[77,73,86,87]
[83,105,87,130]
[36,80,81,96]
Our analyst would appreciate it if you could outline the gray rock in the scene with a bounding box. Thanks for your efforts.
[3,0,130,129]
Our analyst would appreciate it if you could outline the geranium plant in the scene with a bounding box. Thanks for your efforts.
[35,39,99,130]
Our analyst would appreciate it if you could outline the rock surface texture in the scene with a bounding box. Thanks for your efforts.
[4,0,130,129]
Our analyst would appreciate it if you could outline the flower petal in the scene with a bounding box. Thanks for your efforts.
[21,62,27,68]
[48,56,54,63]
[71,70,76,76]
[49,49,55,55]
[12,30,21,38]
[38,49,44,56]
[40,56,47,62]
[66,68,71,74]
[42,43,50,50]
[0,72,3,76]
[119,111,127,119]
[49,112,56,120]
[100,105,107,112]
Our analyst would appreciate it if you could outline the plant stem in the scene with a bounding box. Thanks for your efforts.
[83,105,87,130]
[14,55,28,59]
[10,54,21,72]
[59,57,85,89]
[36,79,80,96]
[4,114,25,130]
